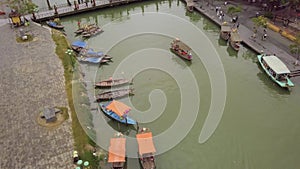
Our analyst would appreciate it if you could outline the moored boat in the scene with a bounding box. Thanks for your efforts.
[46,19,64,30]
[170,38,192,61]
[71,40,87,53]
[257,54,294,88]
[95,78,130,88]
[99,100,136,125]
[79,48,103,58]
[82,27,103,38]
[229,29,242,51]
[103,55,113,60]
[220,22,231,41]
[77,57,102,64]
[96,88,134,101]
[108,133,126,169]
[136,128,156,169]
[186,0,194,12]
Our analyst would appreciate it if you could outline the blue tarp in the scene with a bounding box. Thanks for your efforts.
[83,57,102,63]
[48,21,57,27]
[72,40,87,48]
[87,48,103,56]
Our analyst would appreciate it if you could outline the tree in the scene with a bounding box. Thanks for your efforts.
[252,15,268,29]
[289,33,300,64]
[8,0,38,18]
[227,5,242,16]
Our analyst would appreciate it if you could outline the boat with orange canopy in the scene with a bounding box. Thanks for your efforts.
[99,100,136,125]
[108,133,126,169]
[136,128,156,169]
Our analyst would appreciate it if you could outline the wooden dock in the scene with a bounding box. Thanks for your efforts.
[33,0,144,22]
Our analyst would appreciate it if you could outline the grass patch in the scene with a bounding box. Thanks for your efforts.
[51,29,100,169]
[16,34,34,43]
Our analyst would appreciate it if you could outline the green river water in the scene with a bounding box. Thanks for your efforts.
[57,0,300,168]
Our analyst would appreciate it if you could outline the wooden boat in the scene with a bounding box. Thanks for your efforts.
[103,55,113,60]
[136,128,156,169]
[82,27,103,38]
[229,29,242,51]
[101,59,110,64]
[108,133,126,169]
[71,40,87,53]
[99,100,136,125]
[74,28,84,34]
[186,0,194,12]
[77,57,102,64]
[79,48,103,58]
[96,88,134,101]
[257,54,294,88]
[170,38,192,61]
[95,78,130,88]
[46,20,64,29]
[220,22,231,41]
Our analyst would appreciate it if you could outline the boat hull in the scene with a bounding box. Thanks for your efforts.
[170,48,192,61]
[46,21,64,29]
[220,31,230,41]
[95,79,130,88]
[257,55,294,88]
[229,40,240,51]
[96,89,133,101]
[99,103,136,125]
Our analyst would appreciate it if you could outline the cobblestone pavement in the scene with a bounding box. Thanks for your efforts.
[0,23,73,169]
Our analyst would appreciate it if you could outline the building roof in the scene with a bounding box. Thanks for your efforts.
[263,55,291,74]
[136,132,156,155]
[108,137,126,163]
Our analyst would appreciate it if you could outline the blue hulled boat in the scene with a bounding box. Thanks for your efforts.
[99,100,136,125]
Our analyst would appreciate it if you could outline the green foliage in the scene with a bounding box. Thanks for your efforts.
[51,30,99,169]
[252,16,268,28]
[263,11,273,19]
[227,5,242,15]
[9,0,38,15]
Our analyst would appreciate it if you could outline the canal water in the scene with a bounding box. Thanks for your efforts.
[58,0,300,168]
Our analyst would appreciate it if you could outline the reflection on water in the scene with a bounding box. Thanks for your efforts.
[226,46,238,58]
[218,38,227,46]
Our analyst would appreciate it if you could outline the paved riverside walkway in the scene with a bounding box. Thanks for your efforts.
[33,0,143,21]
[192,0,300,84]
[0,23,73,168]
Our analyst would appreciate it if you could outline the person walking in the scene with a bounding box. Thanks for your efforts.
[236,22,240,29]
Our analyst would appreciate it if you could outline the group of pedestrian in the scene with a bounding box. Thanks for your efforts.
[262,28,267,40]
[216,6,224,21]
[251,27,268,41]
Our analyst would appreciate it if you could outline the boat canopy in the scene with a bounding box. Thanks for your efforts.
[72,40,87,48]
[187,0,195,7]
[106,100,131,117]
[221,25,231,32]
[136,132,156,155]
[108,137,126,163]
[230,31,242,42]
[263,55,291,74]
